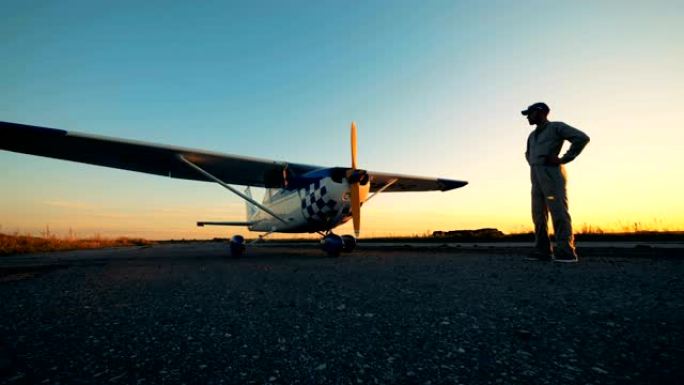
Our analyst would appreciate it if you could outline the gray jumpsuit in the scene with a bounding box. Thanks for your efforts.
[525,122,590,257]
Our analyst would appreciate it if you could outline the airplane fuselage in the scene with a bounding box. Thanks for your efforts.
[249,176,369,233]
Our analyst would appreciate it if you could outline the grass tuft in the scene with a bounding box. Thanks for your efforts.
[0,232,153,256]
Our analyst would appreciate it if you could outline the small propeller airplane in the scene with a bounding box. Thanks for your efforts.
[1,121,467,256]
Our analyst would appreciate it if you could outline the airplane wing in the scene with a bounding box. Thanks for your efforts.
[2,121,467,192]
[368,171,467,193]
[0,121,320,188]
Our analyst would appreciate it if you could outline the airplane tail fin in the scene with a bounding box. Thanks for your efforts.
[244,187,258,220]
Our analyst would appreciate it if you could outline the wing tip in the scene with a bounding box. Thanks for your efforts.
[438,179,468,191]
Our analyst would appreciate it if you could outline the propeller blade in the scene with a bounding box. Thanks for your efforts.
[350,121,360,237]
[351,121,357,170]
[351,182,361,237]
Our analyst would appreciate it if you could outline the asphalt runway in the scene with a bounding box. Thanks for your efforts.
[1,243,682,385]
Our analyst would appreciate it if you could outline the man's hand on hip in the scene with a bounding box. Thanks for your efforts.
[545,155,562,166]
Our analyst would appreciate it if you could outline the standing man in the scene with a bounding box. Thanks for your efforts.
[522,102,590,263]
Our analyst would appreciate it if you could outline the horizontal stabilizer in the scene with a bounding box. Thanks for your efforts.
[197,221,253,227]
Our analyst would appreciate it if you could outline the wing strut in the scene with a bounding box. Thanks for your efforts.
[178,155,287,224]
[197,221,253,227]
[365,178,398,203]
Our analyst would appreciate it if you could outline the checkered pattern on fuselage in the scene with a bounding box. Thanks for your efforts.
[300,179,344,224]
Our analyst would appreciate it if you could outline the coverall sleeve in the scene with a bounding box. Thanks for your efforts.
[557,123,590,164]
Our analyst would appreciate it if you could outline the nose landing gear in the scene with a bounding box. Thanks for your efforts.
[341,235,357,252]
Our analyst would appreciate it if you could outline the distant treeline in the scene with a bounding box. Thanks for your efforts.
[387,228,684,243]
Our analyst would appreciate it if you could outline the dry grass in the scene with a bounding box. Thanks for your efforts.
[0,233,153,256]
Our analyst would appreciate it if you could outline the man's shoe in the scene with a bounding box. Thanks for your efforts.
[553,251,578,263]
[525,251,552,261]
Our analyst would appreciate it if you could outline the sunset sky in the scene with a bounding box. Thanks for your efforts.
[1,1,682,239]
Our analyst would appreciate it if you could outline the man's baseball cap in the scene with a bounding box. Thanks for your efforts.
[521,102,550,115]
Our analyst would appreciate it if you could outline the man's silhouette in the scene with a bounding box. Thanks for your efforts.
[523,102,590,263]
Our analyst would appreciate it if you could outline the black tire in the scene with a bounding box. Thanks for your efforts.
[321,234,344,257]
[341,235,357,252]
[230,235,246,258]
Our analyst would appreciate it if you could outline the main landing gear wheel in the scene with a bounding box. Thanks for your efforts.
[320,233,357,256]
[320,233,344,257]
[229,235,246,258]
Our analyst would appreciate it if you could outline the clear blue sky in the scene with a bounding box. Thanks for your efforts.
[2,1,683,238]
